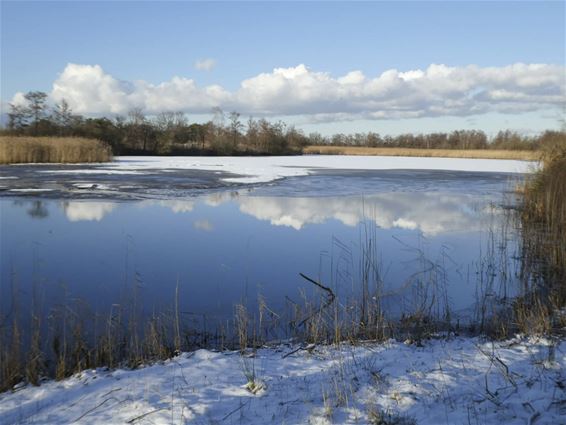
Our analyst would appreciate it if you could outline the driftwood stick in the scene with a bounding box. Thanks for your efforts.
[299,273,335,302]
[282,346,303,359]
[297,273,336,327]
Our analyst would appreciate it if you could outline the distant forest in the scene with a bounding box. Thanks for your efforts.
[4,91,564,156]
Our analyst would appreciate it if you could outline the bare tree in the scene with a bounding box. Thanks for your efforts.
[228,111,243,149]
[24,91,48,135]
[7,103,30,133]
[211,106,225,128]
[52,99,76,135]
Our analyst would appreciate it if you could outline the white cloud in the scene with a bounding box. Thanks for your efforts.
[10,92,28,107]
[194,58,217,71]
[40,62,565,120]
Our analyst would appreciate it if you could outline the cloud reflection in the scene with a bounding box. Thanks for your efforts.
[156,200,195,213]
[62,201,116,222]
[194,219,214,231]
[235,193,492,235]
[56,190,494,235]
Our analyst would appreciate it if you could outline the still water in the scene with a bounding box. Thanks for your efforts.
[1,170,521,331]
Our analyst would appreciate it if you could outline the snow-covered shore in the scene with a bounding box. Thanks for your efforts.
[1,337,563,424]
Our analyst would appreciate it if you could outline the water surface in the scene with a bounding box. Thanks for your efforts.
[1,169,521,336]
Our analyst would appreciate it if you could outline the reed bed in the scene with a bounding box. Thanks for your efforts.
[514,138,566,334]
[0,136,112,164]
[303,145,539,160]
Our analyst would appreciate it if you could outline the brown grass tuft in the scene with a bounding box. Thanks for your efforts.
[0,136,112,164]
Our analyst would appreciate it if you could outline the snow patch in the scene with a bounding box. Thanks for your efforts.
[0,337,563,425]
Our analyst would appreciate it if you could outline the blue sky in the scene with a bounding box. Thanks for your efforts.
[1,1,564,135]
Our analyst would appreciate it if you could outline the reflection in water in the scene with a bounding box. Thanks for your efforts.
[53,191,495,235]
[101,191,491,236]
[216,192,494,235]
[12,200,49,219]
[62,201,116,222]
[194,219,214,231]
[2,173,514,331]
[155,200,195,213]
[27,200,49,219]
[204,191,240,207]
[12,190,494,236]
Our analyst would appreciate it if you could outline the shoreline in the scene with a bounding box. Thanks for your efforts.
[303,146,540,161]
[0,157,534,199]
[1,335,563,424]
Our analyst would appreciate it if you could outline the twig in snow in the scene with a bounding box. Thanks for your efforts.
[100,387,122,399]
[126,407,168,423]
[221,399,250,421]
[282,343,316,359]
[282,346,303,359]
[528,411,540,425]
[72,397,122,422]
[477,343,517,388]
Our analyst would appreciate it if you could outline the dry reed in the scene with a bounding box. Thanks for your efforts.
[516,138,566,334]
[0,136,112,164]
[303,145,539,160]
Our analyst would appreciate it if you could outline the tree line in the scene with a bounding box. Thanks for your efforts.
[4,91,563,155]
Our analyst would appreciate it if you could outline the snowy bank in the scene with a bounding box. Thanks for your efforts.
[46,155,537,184]
[1,337,563,424]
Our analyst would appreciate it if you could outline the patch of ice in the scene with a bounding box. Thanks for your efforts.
[118,155,539,183]
[9,188,53,192]
[41,169,145,175]
[72,183,112,190]
[40,155,537,184]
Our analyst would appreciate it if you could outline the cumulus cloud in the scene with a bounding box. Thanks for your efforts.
[10,92,28,107]
[42,62,565,120]
[194,58,217,71]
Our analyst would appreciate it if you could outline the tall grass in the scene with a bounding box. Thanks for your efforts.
[0,136,112,164]
[303,145,539,160]
[514,137,566,334]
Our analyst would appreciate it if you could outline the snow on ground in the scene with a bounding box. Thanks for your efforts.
[1,337,563,425]
[44,155,537,184]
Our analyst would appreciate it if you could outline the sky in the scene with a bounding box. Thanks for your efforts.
[1,1,565,136]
